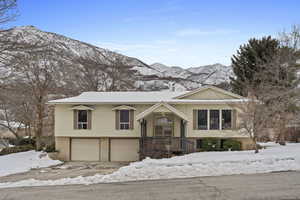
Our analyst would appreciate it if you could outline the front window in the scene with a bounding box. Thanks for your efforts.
[210,110,220,130]
[155,116,173,137]
[222,110,232,129]
[120,110,130,130]
[198,110,208,130]
[78,110,88,129]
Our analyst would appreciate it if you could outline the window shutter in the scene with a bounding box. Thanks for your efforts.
[129,110,134,129]
[115,110,120,130]
[87,110,92,129]
[193,110,198,130]
[73,110,78,129]
[231,109,237,129]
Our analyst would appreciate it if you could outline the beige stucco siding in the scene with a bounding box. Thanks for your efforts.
[55,103,246,139]
[55,104,151,138]
[55,137,70,161]
[181,88,238,100]
[100,138,109,161]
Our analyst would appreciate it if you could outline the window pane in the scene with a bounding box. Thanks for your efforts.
[198,110,208,130]
[210,110,220,130]
[222,110,232,129]
[78,110,87,122]
[120,123,129,130]
[120,110,129,123]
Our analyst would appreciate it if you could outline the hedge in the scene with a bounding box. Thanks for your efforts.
[201,138,221,151]
[222,139,242,151]
[199,138,242,151]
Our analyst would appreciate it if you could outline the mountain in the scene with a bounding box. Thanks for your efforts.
[2,26,233,92]
[134,62,233,91]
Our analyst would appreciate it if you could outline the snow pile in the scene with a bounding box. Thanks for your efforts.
[1,143,300,188]
[0,151,62,177]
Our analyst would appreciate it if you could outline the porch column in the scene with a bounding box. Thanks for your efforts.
[140,119,147,137]
[180,119,186,150]
[219,109,222,130]
[139,119,147,160]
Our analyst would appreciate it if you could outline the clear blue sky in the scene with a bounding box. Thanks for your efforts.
[9,0,300,67]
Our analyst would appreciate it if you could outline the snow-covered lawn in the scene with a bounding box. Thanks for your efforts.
[1,143,300,188]
[0,151,62,177]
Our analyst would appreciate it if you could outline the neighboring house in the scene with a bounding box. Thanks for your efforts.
[48,86,253,162]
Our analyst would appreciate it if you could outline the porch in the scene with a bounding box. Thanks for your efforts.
[137,102,195,159]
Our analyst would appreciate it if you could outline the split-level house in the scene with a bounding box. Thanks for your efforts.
[48,86,253,162]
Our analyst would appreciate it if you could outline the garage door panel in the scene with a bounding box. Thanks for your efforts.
[71,139,100,161]
[110,139,139,162]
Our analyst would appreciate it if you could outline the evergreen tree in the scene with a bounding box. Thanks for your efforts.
[230,36,280,96]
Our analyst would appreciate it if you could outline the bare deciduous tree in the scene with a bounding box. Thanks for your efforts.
[0,43,67,149]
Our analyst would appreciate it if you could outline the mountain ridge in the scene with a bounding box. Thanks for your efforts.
[4,25,233,91]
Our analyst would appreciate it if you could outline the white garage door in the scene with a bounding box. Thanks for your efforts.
[71,138,100,161]
[110,139,139,162]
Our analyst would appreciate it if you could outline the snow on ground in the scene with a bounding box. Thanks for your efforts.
[1,143,300,188]
[0,151,62,177]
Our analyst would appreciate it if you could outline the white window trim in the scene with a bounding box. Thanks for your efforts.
[207,109,210,130]
[219,110,222,130]
[78,122,88,129]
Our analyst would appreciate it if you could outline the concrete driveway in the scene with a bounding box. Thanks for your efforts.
[1,171,300,200]
[0,161,126,183]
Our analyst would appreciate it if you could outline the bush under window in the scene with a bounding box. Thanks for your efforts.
[222,139,242,151]
[198,138,242,151]
[201,138,221,151]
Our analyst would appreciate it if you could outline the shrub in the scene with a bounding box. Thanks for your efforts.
[0,144,35,156]
[222,139,241,151]
[18,137,36,146]
[9,137,36,146]
[44,143,56,153]
[201,138,221,151]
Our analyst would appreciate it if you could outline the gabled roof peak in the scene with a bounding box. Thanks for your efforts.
[173,85,244,99]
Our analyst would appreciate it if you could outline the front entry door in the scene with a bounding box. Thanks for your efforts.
[154,115,173,137]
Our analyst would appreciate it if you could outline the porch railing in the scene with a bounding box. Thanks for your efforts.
[139,137,195,159]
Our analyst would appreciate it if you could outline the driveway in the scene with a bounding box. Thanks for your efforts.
[1,171,300,200]
[0,161,126,183]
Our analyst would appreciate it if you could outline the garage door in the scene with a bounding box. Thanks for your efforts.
[110,139,139,162]
[71,139,100,161]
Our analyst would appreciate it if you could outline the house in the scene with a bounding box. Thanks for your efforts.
[48,86,253,162]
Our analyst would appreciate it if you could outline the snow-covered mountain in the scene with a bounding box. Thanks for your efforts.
[134,62,233,91]
[2,26,233,92]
